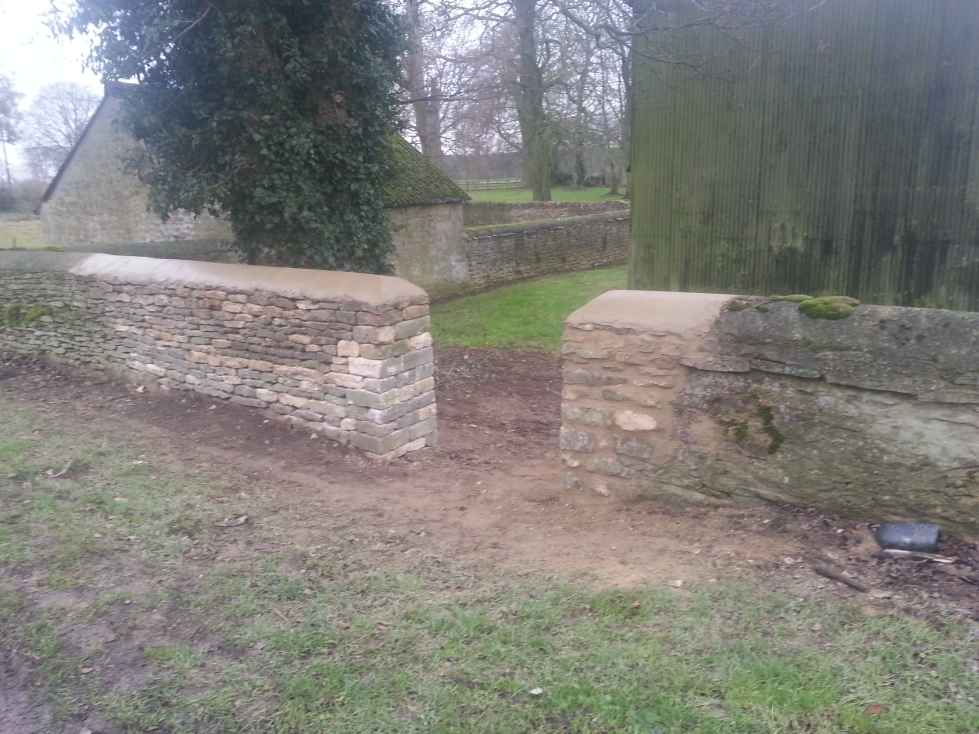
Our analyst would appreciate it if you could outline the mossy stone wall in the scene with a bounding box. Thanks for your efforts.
[561,290,979,537]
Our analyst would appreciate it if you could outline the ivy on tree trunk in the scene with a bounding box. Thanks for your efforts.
[60,0,406,273]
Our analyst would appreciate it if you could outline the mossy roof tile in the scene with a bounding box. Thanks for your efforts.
[381,136,470,208]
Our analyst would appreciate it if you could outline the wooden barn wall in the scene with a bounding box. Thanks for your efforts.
[629,0,979,311]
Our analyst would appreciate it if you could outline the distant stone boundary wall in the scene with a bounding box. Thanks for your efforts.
[463,200,629,227]
[0,252,436,459]
[465,211,629,290]
[561,291,979,537]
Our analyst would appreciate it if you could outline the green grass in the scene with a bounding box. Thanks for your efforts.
[0,215,46,249]
[466,187,624,203]
[2,396,978,733]
[432,266,628,352]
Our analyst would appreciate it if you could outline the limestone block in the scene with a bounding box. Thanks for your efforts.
[562,343,610,360]
[348,356,404,379]
[337,340,360,357]
[563,368,627,386]
[561,404,613,427]
[559,426,597,453]
[278,393,310,409]
[614,410,658,431]
[360,340,411,360]
[585,456,637,479]
[615,435,654,460]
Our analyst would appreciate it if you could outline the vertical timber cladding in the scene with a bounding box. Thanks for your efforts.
[629,0,979,310]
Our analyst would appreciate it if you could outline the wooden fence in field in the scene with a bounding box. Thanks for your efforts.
[456,179,523,192]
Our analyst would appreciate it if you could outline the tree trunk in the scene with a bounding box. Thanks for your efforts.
[513,0,550,201]
[620,43,632,200]
[404,0,443,166]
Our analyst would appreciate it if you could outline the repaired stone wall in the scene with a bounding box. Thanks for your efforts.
[466,211,629,290]
[561,291,979,537]
[463,200,630,227]
[0,252,436,459]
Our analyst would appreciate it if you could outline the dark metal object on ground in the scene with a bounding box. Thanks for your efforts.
[813,566,870,592]
[873,522,940,553]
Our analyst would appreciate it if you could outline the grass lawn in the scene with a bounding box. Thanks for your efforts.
[0,215,46,250]
[431,266,628,352]
[466,187,625,203]
[2,397,978,733]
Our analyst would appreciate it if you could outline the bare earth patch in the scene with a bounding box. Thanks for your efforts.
[2,348,977,594]
[1,348,977,732]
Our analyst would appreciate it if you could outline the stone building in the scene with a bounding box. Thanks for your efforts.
[39,83,470,292]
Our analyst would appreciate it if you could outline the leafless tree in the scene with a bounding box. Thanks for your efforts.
[22,82,100,182]
[0,73,22,190]
[402,0,791,199]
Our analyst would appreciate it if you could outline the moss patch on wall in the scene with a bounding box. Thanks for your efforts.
[0,303,74,328]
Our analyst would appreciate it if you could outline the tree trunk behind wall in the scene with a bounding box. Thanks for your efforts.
[513,0,551,201]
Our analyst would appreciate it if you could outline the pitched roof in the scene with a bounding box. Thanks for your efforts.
[37,90,114,211]
[42,83,468,210]
[381,135,469,207]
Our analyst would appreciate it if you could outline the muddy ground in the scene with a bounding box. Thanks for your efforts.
[1,348,978,732]
[2,347,977,599]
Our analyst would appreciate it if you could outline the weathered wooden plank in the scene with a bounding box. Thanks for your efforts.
[630,0,979,311]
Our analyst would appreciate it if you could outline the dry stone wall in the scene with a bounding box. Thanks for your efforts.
[561,291,979,538]
[466,211,629,290]
[462,200,630,227]
[0,252,436,459]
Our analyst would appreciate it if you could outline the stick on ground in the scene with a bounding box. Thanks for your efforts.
[813,566,870,592]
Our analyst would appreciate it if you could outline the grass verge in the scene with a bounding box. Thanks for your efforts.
[0,216,46,250]
[431,266,627,352]
[1,396,978,733]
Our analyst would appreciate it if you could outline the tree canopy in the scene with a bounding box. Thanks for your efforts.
[59,0,406,273]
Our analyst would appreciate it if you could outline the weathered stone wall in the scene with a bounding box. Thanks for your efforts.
[465,211,629,290]
[40,94,232,249]
[0,252,436,459]
[387,203,470,297]
[463,200,630,227]
[561,290,979,537]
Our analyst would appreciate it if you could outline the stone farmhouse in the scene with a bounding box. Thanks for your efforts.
[39,83,471,292]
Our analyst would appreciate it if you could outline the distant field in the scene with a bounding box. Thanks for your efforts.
[0,215,46,250]
[432,265,628,352]
[466,187,624,203]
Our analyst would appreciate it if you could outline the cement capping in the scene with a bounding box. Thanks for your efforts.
[0,251,427,305]
[566,290,733,333]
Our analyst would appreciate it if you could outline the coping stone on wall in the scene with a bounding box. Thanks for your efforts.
[560,289,979,537]
[69,254,427,305]
[566,290,733,334]
[0,251,434,460]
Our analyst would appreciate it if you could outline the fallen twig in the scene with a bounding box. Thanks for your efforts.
[52,460,72,478]
[813,566,869,592]
[871,549,956,564]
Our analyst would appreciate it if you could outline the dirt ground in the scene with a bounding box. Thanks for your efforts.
[1,348,978,733]
[2,347,977,601]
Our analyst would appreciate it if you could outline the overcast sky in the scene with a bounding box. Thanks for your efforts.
[0,0,102,174]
